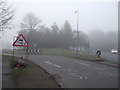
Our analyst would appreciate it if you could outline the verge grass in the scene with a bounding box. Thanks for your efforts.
[10,56,60,88]
[3,48,105,61]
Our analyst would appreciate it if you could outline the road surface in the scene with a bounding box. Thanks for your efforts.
[101,52,118,63]
[27,55,118,88]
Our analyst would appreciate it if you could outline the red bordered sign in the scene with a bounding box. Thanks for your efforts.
[13,34,29,47]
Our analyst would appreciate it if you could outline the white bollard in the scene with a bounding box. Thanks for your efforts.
[31,49,33,53]
[28,49,29,53]
[34,49,36,53]
[37,50,39,53]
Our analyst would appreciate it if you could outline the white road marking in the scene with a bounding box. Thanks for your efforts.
[44,61,61,68]
[70,73,83,79]
[45,61,89,80]
[82,74,88,79]
[80,62,89,66]
[73,60,89,67]
[61,68,88,80]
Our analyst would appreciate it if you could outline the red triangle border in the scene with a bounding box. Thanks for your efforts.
[13,34,29,47]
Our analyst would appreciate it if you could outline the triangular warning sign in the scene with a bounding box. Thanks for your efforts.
[13,34,29,47]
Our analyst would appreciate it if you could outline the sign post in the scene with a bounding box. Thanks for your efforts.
[12,34,29,63]
[13,36,18,61]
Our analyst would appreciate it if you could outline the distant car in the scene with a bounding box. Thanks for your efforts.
[111,49,118,54]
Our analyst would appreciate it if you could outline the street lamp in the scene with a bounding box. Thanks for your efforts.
[75,10,79,57]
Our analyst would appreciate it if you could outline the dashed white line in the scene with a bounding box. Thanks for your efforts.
[44,61,61,68]
[73,60,89,67]
[80,62,89,67]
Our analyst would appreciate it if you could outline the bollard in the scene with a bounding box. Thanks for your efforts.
[96,55,101,60]
[31,49,33,53]
[28,49,30,53]
[96,50,101,60]
[37,50,39,53]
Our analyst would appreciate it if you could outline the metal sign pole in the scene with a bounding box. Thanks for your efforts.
[26,36,28,59]
[13,36,15,61]
[26,46,29,65]
[13,34,29,66]
[13,46,14,61]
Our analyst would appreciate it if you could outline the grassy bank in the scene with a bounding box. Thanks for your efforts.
[3,55,60,88]
[41,48,76,55]
[41,48,105,61]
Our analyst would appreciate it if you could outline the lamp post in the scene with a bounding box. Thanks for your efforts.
[75,10,79,57]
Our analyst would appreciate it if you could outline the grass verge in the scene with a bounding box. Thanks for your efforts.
[3,48,106,61]
[10,57,60,88]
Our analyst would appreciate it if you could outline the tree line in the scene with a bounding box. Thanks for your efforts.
[18,13,89,50]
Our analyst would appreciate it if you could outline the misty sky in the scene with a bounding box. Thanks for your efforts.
[2,0,118,48]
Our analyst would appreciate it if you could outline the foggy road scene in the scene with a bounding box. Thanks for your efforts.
[1,0,119,89]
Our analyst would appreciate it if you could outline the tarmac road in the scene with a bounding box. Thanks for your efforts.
[28,55,118,88]
[101,52,118,63]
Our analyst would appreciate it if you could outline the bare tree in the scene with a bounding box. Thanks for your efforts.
[0,0,14,32]
[19,12,41,48]
[20,12,41,32]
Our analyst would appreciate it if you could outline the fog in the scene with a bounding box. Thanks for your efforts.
[2,0,118,52]
[88,30,118,51]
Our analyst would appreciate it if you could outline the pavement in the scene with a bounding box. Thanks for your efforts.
[2,56,16,88]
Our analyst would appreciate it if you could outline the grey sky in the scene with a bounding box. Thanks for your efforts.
[2,0,118,48]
